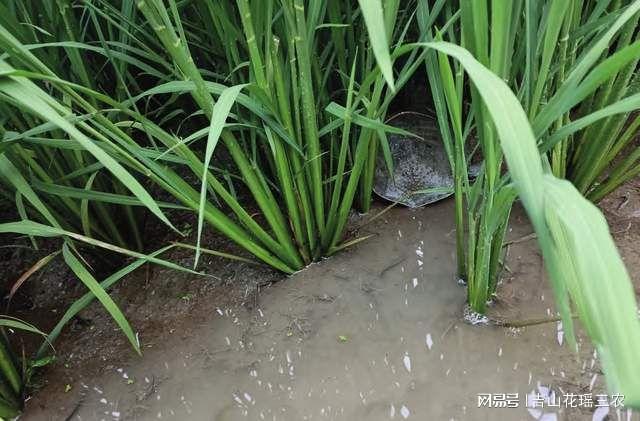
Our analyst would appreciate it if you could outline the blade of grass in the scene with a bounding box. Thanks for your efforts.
[195,84,246,268]
[61,242,140,354]
[358,0,395,91]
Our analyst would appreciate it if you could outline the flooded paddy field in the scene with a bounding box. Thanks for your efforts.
[4,2,640,420]
[22,187,640,421]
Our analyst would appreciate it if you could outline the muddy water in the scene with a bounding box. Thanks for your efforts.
[40,201,633,421]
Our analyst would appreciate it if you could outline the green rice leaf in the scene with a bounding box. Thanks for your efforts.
[0,316,46,337]
[544,177,640,405]
[542,92,640,152]
[62,242,140,354]
[0,72,178,234]
[358,0,395,91]
[37,244,176,358]
[0,154,60,228]
[325,102,418,137]
[80,172,98,238]
[0,220,205,277]
[32,180,190,210]
[195,84,246,268]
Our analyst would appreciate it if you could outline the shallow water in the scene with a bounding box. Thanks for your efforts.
[37,201,635,421]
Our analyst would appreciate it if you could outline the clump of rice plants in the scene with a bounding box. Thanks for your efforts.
[421,0,640,314]
[415,0,640,406]
[0,0,423,414]
[424,37,640,408]
[0,0,428,273]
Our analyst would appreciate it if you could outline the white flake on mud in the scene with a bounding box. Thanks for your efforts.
[426,333,433,350]
[243,392,253,404]
[403,353,411,372]
[556,321,564,346]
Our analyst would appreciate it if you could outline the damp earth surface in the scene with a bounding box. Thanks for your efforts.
[21,191,640,421]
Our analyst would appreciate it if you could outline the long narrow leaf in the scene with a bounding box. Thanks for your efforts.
[62,243,140,354]
[195,84,245,267]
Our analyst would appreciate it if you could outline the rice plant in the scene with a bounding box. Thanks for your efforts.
[420,0,640,313]
[424,38,640,408]
[0,0,151,250]
[413,0,640,405]
[0,0,430,273]
[132,0,432,263]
